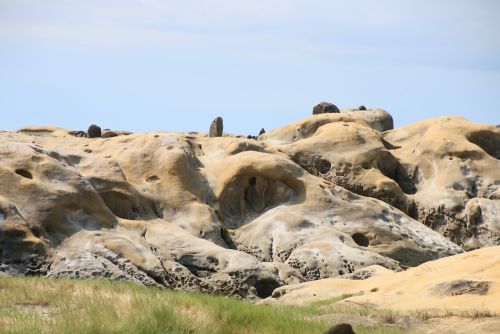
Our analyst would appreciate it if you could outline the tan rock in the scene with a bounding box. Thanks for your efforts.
[1,111,496,299]
[266,246,500,313]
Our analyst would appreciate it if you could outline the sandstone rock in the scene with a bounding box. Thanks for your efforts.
[383,117,500,247]
[3,112,497,299]
[313,102,340,115]
[209,117,223,137]
[340,108,393,131]
[87,124,102,138]
[259,115,498,249]
[267,246,500,314]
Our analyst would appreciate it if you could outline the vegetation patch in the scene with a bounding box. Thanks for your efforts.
[0,276,410,334]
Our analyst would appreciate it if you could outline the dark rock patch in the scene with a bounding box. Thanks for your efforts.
[15,169,33,179]
[324,323,356,334]
[313,102,340,115]
[432,280,490,296]
[209,117,223,137]
[254,277,280,299]
[351,233,369,247]
[87,124,102,138]
[102,131,118,138]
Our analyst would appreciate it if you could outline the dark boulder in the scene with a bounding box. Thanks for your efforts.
[358,105,367,110]
[87,124,102,138]
[258,128,266,136]
[209,117,223,137]
[313,102,340,115]
[324,323,356,334]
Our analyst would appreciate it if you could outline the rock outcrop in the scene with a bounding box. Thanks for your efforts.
[0,108,498,299]
[267,246,500,314]
[87,124,102,138]
[313,102,340,115]
[209,117,223,137]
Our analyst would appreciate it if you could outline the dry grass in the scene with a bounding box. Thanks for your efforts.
[413,308,497,321]
[0,276,409,334]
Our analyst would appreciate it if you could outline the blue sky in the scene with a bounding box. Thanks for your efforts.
[1,1,499,134]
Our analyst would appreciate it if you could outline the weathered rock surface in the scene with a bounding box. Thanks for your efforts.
[313,102,340,115]
[266,246,500,313]
[259,113,498,248]
[0,109,497,299]
[87,124,102,138]
[209,117,223,137]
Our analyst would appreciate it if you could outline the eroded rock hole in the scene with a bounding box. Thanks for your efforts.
[146,175,160,183]
[249,176,257,186]
[292,152,331,176]
[377,155,417,195]
[99,191,142,220]
[352,233,369,247]
[15,169,33,179]
[177,254,217,278]
[218,172,302,229]
[220,227,237,250]
[315,159,331,174]
[254,278,280,299]
[31,226,42,238]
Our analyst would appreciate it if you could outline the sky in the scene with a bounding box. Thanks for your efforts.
[1,0,499,134]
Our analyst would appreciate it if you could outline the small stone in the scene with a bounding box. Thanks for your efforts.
[258,128,266,136]
[87,124,102,138]
[313,102,340,115]
[209,117,223,137]
[358,105,367,110]
[324,323,356,334]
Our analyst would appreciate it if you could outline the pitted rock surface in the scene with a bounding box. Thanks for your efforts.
[1,109,497,298]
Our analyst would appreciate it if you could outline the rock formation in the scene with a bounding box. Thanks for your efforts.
[0,108,498,299]
[209,117,223,137]
[267,246,500,314]
[313,102,340,115]
[87,124,102,138]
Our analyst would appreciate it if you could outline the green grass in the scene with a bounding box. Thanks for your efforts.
[0,276,408,334]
